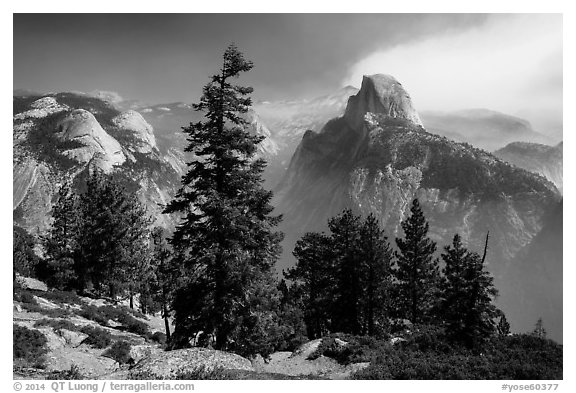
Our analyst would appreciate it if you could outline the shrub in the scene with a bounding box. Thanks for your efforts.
[351,333,563,380]
[82,305,149,336]
[13,324,48,368]
[45,365,85,380]
[39,308,73,318]
[80,326,112,349]
[103,340,132,364]
[309,334,392,365]
[17,297,71,318]
[79,305,109,326]
[15,289,38,305]
[34,319,78,334]
[123,306,147,320]
[149,331,167,345]
[402,324,456,354]
[117,313,149,336]
[41,290,83,306]
[19,303,74,318]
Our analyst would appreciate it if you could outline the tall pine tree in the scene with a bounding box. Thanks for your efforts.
[358,213,394,336]
[394,198,440,324]
[287,232,335,338]
[288,211,394,337]
[76,170,150,298]
[441,233,499,348]
[149,226,179,340]
[164,44,283,353]
[329,209,363,334]
[43,180,79,290]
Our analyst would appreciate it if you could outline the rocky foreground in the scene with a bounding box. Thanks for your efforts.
[13,278,368,380]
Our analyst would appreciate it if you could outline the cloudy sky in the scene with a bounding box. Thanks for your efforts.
[13,13,562,133]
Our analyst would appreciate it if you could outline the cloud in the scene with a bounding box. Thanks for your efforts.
[343,14,562,131]
[88,90,125,104]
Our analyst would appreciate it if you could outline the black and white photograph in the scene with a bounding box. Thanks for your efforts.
[11,9,566,384]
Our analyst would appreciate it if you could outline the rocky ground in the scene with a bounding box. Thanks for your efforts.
[13,278,369,380]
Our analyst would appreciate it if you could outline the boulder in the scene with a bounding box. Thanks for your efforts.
[60,329,88,347]
[129,344,163,364]
[45,347,118,378]
[130,347,254,378]
[290,339,322,359]
[334,338,348,347]
[20,276,48,292]
[390,337,407,346]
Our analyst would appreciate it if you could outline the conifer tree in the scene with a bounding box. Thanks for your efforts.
[43,180,79,289]
[439,234,469,328]
[461,250,499,347]
[497,311,511,336]
[287,232,335,338]
[76,170,150,298]
[164,44,283,353]
[358,213,394,335]
[149,226,179,340]
[394,198,440,324]
[13,226,40,280]
[441,233,499,348]
[329,209,364,334]
[531,317,547,339]
[289,211,394,337]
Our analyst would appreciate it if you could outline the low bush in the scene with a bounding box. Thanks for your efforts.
[130,367,327,380]
[79,305,109,326]
[39,308,73,318]
[309,334,392,365]
[81,305,149,336]
[34,319,78,334]
[13,324,48,368]
[80,326,112,349]
[41,290,83,306]
[103,340,132,364]
[18,299,72,318]
[119,315,149,336]
[123,306,147,320]
[148,331,167,345]
[14,288,38,305]
[352,333,562,380]
[45,365,85,380]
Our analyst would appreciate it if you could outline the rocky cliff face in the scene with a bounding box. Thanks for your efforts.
[13,93,181,235]
[57,109,126,172]
[111,110,157,154]
[274,74,561,337]
[494,142,563,194]
[344,75,423,130]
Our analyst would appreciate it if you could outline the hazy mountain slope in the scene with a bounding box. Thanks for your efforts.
[494,142,562,194]
[420,109,553,152]
[500,201,563,342]
[274,74,561,337]
[254,86,359,184]
[134,102,281,186]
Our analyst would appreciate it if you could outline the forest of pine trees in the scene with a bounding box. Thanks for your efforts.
[285,200,501,350]
[13,45,562,379]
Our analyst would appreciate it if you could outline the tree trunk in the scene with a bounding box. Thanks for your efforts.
[163,301,171,340]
